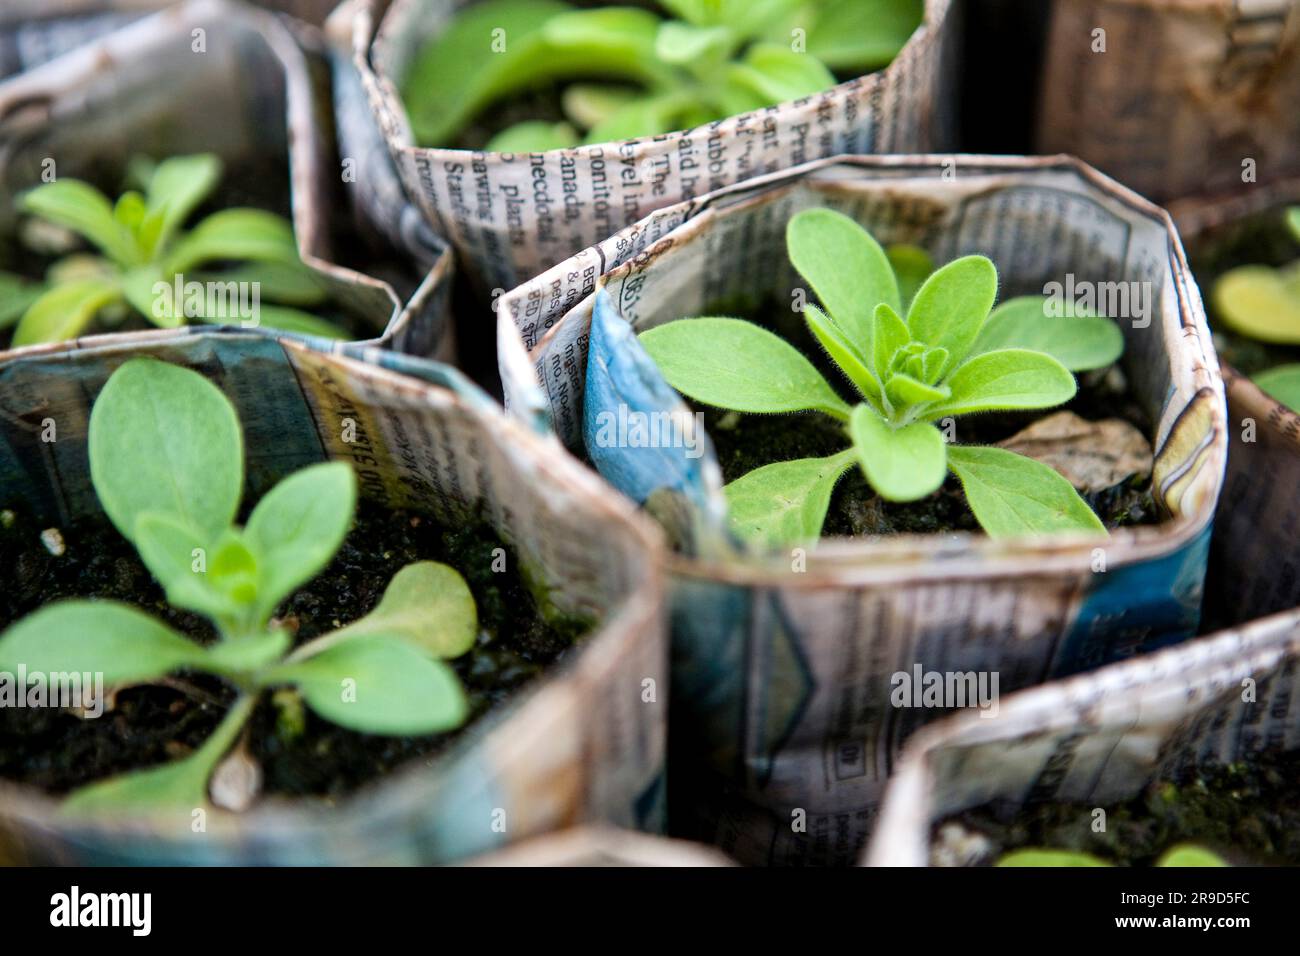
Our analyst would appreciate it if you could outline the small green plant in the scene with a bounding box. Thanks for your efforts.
[639,209,1125,545]
[0,154,344,346]
[1212,206,1300,408]
[404,0,922,151]
[997,845,1228,867]
[0,358,473,812]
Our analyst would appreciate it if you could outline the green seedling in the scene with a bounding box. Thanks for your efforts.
[403,0,922,151]
[997,845,1228,867]
[1212,206,1300,408]
[639,209,1125,546]
[0,358,473,812]
[0,154,344,346]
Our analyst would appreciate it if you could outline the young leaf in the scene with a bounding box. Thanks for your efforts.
[1156,845,1228,867]
[144,154,222,253]
[486,120,581,153]
[0,600,207,685]
[584,94,688,143]
[88,358,244,543]
[804,0,922,71]
[244,462,357,622]
[194,260,327,307]
[654,20,733,65]
[21,180,140,266]
[639,317,852,419]
[260,637,468,736]
[996,849,1111,867]
[723,452,854,547]
[1251,363,1300,409]
[134,512,235,624]
[1287,206,1300,244]
[1212,264,1300,344]
[925,349,1075,419]
[165,209,301,274]
[905,255,997,375]
[726,43,836,105]
[970,296,1124,371]
[849,406,946,502]
[220,305,348,340]
[10,278,121,346]
[871,302,912,381]
[886,244,933,311]
[562,83,639,129]
[946,445,1106,538]
[324,561,478,658]
[884,372,949,408]
[0,272,46,329]
[803,303,882,406]
[787,208,900,347]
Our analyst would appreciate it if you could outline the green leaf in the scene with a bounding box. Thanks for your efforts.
[244,462,356,622]
[134,512,235,624]
[1286,206,1300,244]
[884,372,949,408]
[905,255,997,375]
[726,43,836,105]
[88,358,244,543]
[848,405,946,502]
[20,179,140,266]
[787,208,900,350]
[113,191,146,233]
[946,445,1106,538]
[655,20,734,65]
[1156,845,1228,867]
[886,244,933,311]
[165,208,300,274]
[639,317,851,419]
[486,120,581,152]
[926,349,1075,419]
[10,278,121,346]
[1252,363,1300,409]
[970,296,1125,371]
[219,305,348,340]
[0,600,207,685]
[194,260,327,307]
[804,304,881,406]
[723,452,854,546]
[806,0,922,71]
[260,637,468,736]
[0,272,46,329]
[562,83,640,129]
[144,154,222,254]
[996,849,1111,867]
[320,561,478,659]
[871,302,911,381]
[1212,264,1300,344]
[584,94,689,143]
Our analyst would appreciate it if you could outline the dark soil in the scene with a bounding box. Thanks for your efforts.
[0,502,589,803]
[936,749,1300,866]
[696,302,1159,537]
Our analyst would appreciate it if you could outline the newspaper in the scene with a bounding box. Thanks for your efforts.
[0,328,667,865]
[495,154,1228,865]
[866,606,1300,866]
[0,0,453,360]
[1036,0,1300,203]
[466,824,735,866]
[330,0,958,293]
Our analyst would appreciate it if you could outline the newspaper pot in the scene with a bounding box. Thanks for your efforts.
[466,824,735,865]
[1035,0,1300,204]
[1169,177,1300,631]
[496,154,1228,865]
[0,328,666,865]
[0,0,454,362]
[866,605,1300,866]
[328,0,959,294]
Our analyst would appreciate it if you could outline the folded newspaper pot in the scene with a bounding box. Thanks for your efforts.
[0,328,666,865]
[864,606,1300,866]
[1169,177,1300,631]
[465,824,735,866]
[0,0,453,361]
[329,0,958,293]
[495,154,1228,865]
[1035,0,1300,204]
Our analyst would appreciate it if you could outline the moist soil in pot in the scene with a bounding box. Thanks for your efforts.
[932,749,1300,866]
[0,501,589,803]
[685,300,1159,537]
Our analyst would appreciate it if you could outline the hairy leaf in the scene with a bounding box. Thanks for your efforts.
[871,302,911,382]
[971,295,1124,371]
[165,209,300,273]
[849,406,946,502]
[926,349,1075,419]
[804,304,881,405]
[325,561,478,659]
[946,445,1106,538]
[21,179,139,266]
[723,452,854,546]
[134,512,235,624]
[11,278,120,346]
[905,254,997,375]
[726,42,836,105]
[886,243,933,311]
[143,154,223,254]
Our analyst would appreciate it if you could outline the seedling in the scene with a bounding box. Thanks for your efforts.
[1212,206,1300,408]
[997,845,1228,867]
[639,209,1125,545]
[404,0,922,151]
[0,358,473,812]
[0,154,343,346]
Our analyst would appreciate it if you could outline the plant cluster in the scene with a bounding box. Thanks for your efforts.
[0,358,474,812]
[404,0,922,151]
[639,208,1126,545]
[1212,206,1300,407]
[0,154,343,346]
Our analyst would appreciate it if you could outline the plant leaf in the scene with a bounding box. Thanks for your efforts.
[20,179,139,266]
[1252,363,1300,409]
[192,303,348,340]
[10,278,120,346]
[886,243,933,311]
[1212,265,1300,344]
[726,42,836,105]
[0,272,46,328]
[194,261,327,306]
[905,254,997,375]
[639,317,852,419]
[884,372,949,408]
[1156,845,1228,867]
[0,600,207,685]
[787,208,900,348]
[806,0,922,71]
[997,849,1111,867]
[134,512,237,624]
[144,154,222,254]
[804,304,882,406]
[848,405,946,502]
[1287,206,1300,244]
[165,209,300,274]
[562,83,640,128]
[970,296,1124,371]
[926,349,1075,419]
[261,637,468,736]
[486,120,581,152]
[946,445,1106,538]
[324,561,478,659]
[584,94,688,143]
[871,302,912,381]
[655,20,734,65]
[88,357,244,543]
[723,453,854,546]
